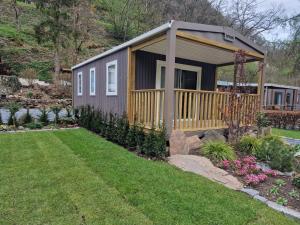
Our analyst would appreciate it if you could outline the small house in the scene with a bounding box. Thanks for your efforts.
[72,21,266,135]
[217,81,300,111]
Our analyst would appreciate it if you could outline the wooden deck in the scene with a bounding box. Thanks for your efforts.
[130,89,260,131]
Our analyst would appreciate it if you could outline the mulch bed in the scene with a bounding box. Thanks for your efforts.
[224,165,300,211]
[254,175,300,211]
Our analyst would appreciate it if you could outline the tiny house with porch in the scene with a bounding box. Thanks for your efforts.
[72,20,266,136]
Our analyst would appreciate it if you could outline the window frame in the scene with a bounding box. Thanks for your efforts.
[155,60,202,90]
[106,60,118,96]
[89,67,96,96]
[77,71,83,96]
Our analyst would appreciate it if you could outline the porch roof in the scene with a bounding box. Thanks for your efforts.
[72,20,266,70]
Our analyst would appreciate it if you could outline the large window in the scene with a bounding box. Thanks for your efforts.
[155,60,202,90]
[274,92,282,105]
[77,72,83,96]
[106,60,118,96]
[89,67,96,96]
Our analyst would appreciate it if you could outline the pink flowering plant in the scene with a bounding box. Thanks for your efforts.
[220,155,278,186]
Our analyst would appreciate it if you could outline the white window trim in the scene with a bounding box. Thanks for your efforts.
[77,71,83,96]
[155,60,202,89]
[89,67,96,96]
[106,60,118,96]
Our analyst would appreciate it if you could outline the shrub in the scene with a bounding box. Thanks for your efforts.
[39,107,49,125]
[126,119,138,149]
[202,141,236,162]
[256,112,270,134]
[65,107,72,118]
[115,113,129,147]
[25,122,43,129]
[51,105,62,125]
[0,112,2,125]
[255,135,295,172]
[23,108,33,124]
[264,111,300,129]
[6,101,21,127]
[142,127,156,155]
[237,135,259,155]
[292,175,300,188]
[59,117,75,126]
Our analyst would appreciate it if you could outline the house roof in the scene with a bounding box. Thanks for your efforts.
[72,20,266,70]
[217,81,300,90]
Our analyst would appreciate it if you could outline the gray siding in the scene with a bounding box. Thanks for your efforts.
[73,48,128,115]
[264,87,300,110]
[135,51,216,91]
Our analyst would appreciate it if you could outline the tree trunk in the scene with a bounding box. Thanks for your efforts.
[54,47,61,85]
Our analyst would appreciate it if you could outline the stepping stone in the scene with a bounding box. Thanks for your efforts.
[168,155,243,190]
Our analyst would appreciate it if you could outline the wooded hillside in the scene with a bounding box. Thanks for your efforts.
[0,0,299,85]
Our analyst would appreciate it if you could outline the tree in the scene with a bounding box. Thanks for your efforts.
[21,68,37,87]
[10,0,21,30]
[70,0,93,64]
[34,0,78,84]
[225,0,284,40]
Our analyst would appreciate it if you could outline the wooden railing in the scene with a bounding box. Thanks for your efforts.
[130,89,260,131]
[130,89,165,128]
[174,89,260,130]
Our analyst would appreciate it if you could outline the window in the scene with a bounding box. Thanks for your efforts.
[286,93,291,105]
[274,92,282,105]
[106,60,118,96]
[155,60,202,90]
[89,67,96,96]
[77,72,83,96]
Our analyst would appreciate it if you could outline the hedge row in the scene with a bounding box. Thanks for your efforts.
[76,105,167,159]
[264,110,300,129]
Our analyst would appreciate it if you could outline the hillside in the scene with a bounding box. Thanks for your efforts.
[0,0,298,86]
[0,0,119,82]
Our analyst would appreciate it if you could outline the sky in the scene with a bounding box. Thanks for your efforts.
[260,0,300,41]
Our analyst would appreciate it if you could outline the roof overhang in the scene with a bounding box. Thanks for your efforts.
[72,20,266,70]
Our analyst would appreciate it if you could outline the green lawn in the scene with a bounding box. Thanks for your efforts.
[272,128,300,139]
[0,129,299,225]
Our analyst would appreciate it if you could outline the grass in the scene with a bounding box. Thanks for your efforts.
[272,128,300,139]
[0,129,299,225]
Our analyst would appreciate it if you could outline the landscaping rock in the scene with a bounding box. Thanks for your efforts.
[186,135,201,153]
[241,188,259,197]
[168,154,243,190]
[200,130,226,147]
[283,207,300,221]
[266,201,285,213]
[253,195,268,203]
[169,130,188,155]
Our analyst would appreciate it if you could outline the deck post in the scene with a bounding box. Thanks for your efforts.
[164,27,176,136]
[258,59,265,111]
[127,48,136,123]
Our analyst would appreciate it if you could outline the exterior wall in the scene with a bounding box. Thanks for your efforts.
[72,48,128,115]
[264,87,300,110]
[135,50,217,90]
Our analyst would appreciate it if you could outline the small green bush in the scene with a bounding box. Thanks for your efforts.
[142,126,167,159]
[292,176,300,188]
[237,135,259,155]
[25,122,43,129]
[202,141,236,162]
[255,135,295,172]
[39,107,49,125]
[0,112,2,125]
[24,108,33,124]
[126,120,138,149]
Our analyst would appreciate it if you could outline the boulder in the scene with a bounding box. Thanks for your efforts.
[186,135,201,154]
[169,130,189,155]
[201,130,226,146]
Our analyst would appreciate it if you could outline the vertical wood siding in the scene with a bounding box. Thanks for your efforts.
[72,49,128,115]
[135,50,217,91]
